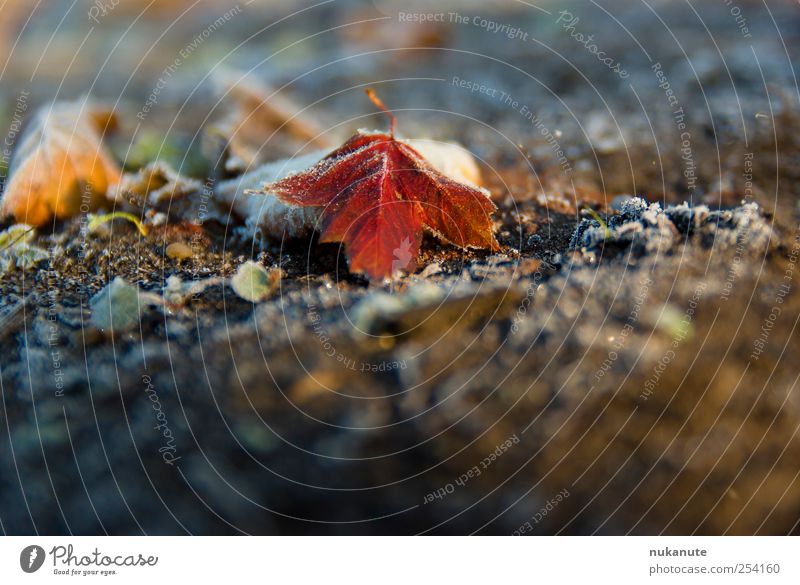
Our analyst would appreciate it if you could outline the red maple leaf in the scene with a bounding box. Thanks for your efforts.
[264,90,499,281]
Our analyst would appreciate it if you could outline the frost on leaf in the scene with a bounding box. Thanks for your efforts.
[109,162,202,208]
[262,90,499,281]
[0,99,121,226]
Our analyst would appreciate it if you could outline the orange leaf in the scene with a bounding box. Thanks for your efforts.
[0,99,121,226]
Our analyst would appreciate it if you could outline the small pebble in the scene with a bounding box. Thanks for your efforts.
[231,261,281,302]
[166,242,193,260]
[420,263,442,278]
[89,277,142,332]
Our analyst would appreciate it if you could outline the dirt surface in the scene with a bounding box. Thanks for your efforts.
[1,0,800,534]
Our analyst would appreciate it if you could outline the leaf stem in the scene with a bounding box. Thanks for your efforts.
[88,212,149,236]
[583,207,610,239]
[365,88,396,137]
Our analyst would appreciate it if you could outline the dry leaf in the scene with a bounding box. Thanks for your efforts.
[218,150,329,239]
[207,69,331,173]
[0,99,121,226]
[111,161,202,208]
